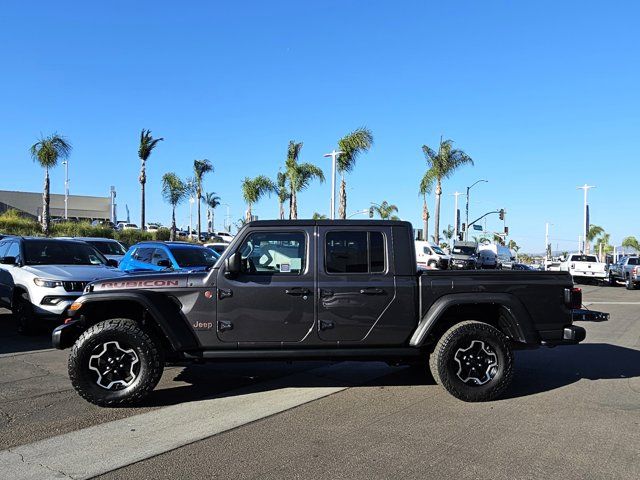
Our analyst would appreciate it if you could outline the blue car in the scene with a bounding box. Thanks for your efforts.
[119,241,220,273]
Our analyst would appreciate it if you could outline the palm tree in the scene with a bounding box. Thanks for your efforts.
[193,159,214,238]
[161,173,187,241]
[418,173,435,241]
[594,233,611,261]
[492,233,504,245]
[622,236,640,253]
[337,128,374,219]
[285,141,325,219]
[241,175,275,222]
[312,212,327,220]
[372,201,399,220]
[586,224,604,254]
[138,129,164,229]
[442,224,454,243]
[204,192,221,233]
[276,171,289,220]
[421,138,473,244]
[30,133,72,235]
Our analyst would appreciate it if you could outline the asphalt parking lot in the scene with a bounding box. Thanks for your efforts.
[1,283,639,479]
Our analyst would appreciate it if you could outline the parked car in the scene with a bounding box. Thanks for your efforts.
[608,255,640,289]
[117,223,140,231]
[450,241,479,270]
[414,241,450,269]
[560,253,607,283]
[0,237,125,334]
[205,242,229,256]
[91,220,116,229]
[145,223,162,232]
[512,263,534,271]
[53,219,605,406]
[71,238,127,265]
[118,241,220,273]
[215,231,234,243]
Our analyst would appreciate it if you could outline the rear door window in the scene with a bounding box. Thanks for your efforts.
[132,247,154,264]
[325,231,386,274]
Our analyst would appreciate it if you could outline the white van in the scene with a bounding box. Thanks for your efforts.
[478,244,515,269]
[415,241,450,269]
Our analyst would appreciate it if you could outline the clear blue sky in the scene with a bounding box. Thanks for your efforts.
[1,1,638,252]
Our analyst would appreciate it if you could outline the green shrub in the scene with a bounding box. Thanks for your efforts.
[115,229,153,248]
[154,228,171,241]
[0,209,42,236]
[51,222,114,239]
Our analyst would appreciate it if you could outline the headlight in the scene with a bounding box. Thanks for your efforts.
[34,278,64,288]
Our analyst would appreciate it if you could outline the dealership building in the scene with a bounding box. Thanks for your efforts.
[0,188,117,222]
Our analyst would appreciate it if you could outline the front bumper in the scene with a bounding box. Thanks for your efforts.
[52,320,84,349]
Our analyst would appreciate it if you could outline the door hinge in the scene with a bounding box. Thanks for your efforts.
[218,288,232,299]
[319,320,334,331]
[217,320,233,332]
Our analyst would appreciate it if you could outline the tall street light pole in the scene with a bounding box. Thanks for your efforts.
[452,192,463,239]
[465,179,488,241]
[221,203,231,232]
[577,184,595,253]
[323,150,343,220]
[545,222,553,260]
[62,160,69,219]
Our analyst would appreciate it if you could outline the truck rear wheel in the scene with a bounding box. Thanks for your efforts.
[68,318,164,407]
[429,321,513,402]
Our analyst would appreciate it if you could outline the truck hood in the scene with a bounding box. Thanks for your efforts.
[23,264,126,281]
[89,272,191,292]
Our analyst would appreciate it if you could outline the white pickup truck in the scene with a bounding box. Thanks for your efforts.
[560,253,606,282]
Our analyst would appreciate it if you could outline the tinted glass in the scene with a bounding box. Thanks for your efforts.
[628,258,639,265]
[132,248,154,263]
[452,245,476,255]
[23,240,106,266]
[151,248,170,266]
[370,232,385,272]
[432,245,445,255]
[238,232,305,274]
[326,231,368,273]
[169,246,219,268]
[570,255,598,262]
[89,241,126,256]
[0,241,8,258]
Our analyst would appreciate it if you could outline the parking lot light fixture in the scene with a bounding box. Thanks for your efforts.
[323,150,343,220]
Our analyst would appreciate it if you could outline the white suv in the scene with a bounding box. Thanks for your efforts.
[0,237,126,334]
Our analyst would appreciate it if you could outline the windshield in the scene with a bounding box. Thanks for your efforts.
[169,246,219,268]
[452,246,476,255]
[88,240,126,256]
[24,240,107,266]
[432,245,445,255]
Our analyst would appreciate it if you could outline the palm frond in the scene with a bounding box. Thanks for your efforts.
[337,127,374,174]
[138,129,164,161]
[161,172,188,206]
[30,133,72,169]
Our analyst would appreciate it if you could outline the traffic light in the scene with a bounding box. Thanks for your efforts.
[504,226,509,235]
[499,209,505,221]
[461,223,466,232]
[368,206,374,218]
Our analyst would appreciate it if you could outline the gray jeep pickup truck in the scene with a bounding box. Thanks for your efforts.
[53,220,603,406]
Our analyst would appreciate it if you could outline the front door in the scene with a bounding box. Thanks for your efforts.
[216,228,314,343]
[316,227,396,342]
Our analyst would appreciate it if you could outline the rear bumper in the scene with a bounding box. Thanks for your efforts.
[539,325,587,346]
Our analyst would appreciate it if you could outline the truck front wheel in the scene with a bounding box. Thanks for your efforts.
[68,318,164,407]
[429,321,514,402]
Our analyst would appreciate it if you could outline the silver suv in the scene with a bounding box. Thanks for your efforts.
[0,237,126,334]
[608,256,640,290]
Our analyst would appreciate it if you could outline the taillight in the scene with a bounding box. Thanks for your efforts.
[564,287,582,309]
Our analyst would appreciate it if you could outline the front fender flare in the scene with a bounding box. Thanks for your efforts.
[70,291,199,351]
[410,292,538,347]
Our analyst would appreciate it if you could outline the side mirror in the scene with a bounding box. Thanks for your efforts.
[106,259,119,268]
[157,259,172,268]
[224,252,241,277]
[0,256,17,265]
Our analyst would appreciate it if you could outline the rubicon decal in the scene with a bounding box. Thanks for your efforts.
[97,279,182,289]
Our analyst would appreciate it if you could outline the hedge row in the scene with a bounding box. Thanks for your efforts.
[0,210,172,247]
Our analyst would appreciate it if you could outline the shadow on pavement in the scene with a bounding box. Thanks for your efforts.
[504,343,640,399]
[0,311,54,355]
[136,343,640,407]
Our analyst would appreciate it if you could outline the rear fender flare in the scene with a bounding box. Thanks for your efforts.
[410,293,538,346]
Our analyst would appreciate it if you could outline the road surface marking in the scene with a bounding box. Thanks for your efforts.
[0,349,55,359]
[0,362,393,480]
[583,302,640,306]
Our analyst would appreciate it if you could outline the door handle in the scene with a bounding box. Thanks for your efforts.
[285,288,311,296]
[217,320,233,332]
[359,287,385,295]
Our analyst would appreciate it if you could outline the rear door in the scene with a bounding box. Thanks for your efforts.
[316,227,396,342]
[216,227,315,343]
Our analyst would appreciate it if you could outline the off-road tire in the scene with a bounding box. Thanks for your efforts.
[14,291,38,336]
[429,321,513,402]
[68,318,164,407]
[626,276,636,290]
